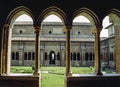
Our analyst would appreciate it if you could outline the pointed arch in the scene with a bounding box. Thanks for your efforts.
[106,9,120,73]
[38,6,67,26]
[73,7,101,28]
[107,9,120,25]
[5,6,34,25]
[107,9,120,17]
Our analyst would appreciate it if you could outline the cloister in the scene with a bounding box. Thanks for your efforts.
[0,0,120,87]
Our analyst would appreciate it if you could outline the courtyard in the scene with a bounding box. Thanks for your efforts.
[11,66,114,87]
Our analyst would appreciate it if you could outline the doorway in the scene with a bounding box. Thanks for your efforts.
[49,51,56,65]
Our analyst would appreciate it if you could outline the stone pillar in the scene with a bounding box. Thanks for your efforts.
[81,49,86,66]
[5,25,11,75]
[114,25,120,73]
[0,25,6,75]
[1,24,10,75]
[33,26,40,76]
[94,28,103,75]
[65,26,72,76]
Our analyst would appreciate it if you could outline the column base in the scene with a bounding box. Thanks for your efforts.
[65,72,72,76]
[33,70,40,76]
[96,71,103,75]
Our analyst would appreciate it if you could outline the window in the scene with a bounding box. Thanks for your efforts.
[32,52,35,60]
[49,31,52,34]
[110,52,113,61]
[45,52,47,60]
[90,52,92,61]
[24,52,27,60]
[11,52,15,60]
[28,52,31,60]
[57,53,60,60]
[77,53,80,61]
[19,30,22,34]
[16,52,19,60]
[78,31,80,34]
[85,52,88,61]
[73,53,76,61]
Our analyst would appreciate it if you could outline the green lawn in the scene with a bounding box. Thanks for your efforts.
[11,66,95,87]
[40,67,94,87]
[10,66,114,87]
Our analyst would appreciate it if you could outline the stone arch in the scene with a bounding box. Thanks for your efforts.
[38,6,67,26]
[105,9,120,73]
[2,6,34,75]
[6,6,34,26]
[73,7,101,29]
[107,9,120,26]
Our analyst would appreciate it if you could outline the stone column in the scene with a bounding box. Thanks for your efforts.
[1,24,9,75]
[94,28,103,75]
[5,24,10,75]
[0,24,7,75]
[114,25,120,73]
[33,26,40,76]
[65,26,72,76]
[81,49,86,66]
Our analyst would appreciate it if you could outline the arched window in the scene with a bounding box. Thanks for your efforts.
[16,52,19,60]
[28,52,31,60]
[45,52,47,60]
[73,53,76,61]
[11,52,15,60]
[90,52,92,61]
[110,52,113,61]
[57,53,60,60]
[85,52,88,61]
[78,31,81,34]
[32,52,35,60]
[24,52,27,60]
[77,53,80,61]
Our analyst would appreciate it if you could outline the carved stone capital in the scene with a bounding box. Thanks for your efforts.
[3,24,9,29]
[34,26,41,34]
[65,26,72,30]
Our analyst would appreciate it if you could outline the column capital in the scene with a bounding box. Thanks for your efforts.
[34,26,41,33]
[65,26,72,30]
[34,26,41,30]
[97,27,102,32]
[3,24,9,29]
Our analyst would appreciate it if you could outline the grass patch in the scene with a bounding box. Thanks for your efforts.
[11,66,33,73]
[41,73,64,87]
[11,66,114,87]
[40,67,94,87]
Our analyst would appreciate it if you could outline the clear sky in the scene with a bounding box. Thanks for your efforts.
[15,14,111,37]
